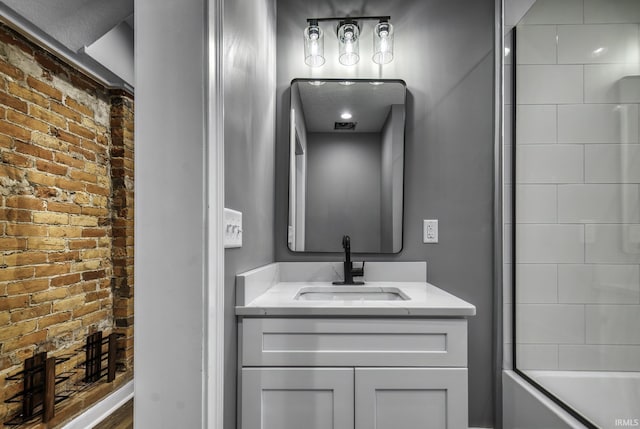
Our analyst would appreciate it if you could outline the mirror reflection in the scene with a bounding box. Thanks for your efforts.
[288,79,406,253]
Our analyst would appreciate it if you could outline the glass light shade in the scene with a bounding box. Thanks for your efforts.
[338,23,360,66]
[304,24,325,67]
[372,21,394,64]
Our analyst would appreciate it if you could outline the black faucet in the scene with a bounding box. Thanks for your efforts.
[333,235,365,285]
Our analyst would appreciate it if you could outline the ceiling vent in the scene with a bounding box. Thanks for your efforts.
[334,122,357,130]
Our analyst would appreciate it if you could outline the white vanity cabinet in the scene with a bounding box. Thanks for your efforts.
[239,318,469,429]
[241,367,354,429]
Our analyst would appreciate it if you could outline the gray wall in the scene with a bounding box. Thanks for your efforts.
[134,0,208,427]
[274,0,496,426]
[223,0,277,427]
[306,132,382,252]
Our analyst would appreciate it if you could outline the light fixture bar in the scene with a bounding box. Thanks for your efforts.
[303,16,394,67]
[306,16,390,23]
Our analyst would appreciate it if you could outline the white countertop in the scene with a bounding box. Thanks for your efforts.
[235,281,476,317]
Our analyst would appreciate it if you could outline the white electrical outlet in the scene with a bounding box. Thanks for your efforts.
[423,219,438,243]
[224,208,242,248]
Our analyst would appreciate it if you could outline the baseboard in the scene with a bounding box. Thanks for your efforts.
[60,380,134,429]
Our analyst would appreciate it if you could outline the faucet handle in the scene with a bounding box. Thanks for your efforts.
[351,261,365,278]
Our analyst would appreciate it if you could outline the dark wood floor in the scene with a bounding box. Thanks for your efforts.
[94,399,133,429]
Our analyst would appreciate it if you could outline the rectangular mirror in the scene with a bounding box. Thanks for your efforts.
[288,78,406,253]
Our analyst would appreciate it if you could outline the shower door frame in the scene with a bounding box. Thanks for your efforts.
[506,22,599,429]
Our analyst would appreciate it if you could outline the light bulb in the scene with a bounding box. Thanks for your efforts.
[373,21,394,65]
[304,23,325,67]
[338,22,360,66]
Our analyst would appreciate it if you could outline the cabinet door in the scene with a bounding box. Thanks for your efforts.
[241,368,354,429]
[355,368,468,429]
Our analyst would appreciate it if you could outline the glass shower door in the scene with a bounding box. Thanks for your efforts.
[512,1,640,427]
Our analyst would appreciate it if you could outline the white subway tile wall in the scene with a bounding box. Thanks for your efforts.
[557,184,639,223]
[517,304,586,344]
[584,0,640,25]
[558,104,639,143]
[559,345,640,371]
[516,264,558,303]
[520,0,584,25]
[585,144,640,183]
[516,144,584,183]
[585,224,640,264]
[516,25,558,64]
[515,0,640,371]
[516,185,557,223]
[557,25,639,64]
[517,65,583,104]
[517,224,585,263]
[558,264,640,304]
[517,344,559,370]
[516,105,557,144]
[585,305,640,344]
[584,64,640,103]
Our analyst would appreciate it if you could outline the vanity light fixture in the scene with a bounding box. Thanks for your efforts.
[337,20,360,65]
[303,20,325,67]
[304,16,394,67]
[341,112,353,120]
[372,20,394,64]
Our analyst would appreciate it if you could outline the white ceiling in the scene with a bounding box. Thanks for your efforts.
[0,0,134,88]
[297,81,406,133]
[1,0,132,51]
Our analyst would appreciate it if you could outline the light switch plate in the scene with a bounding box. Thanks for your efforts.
[224,208,242,248]
[423,219,438,243]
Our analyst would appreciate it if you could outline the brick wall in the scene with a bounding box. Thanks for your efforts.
[110,93,134,370]
[0,23,134,426]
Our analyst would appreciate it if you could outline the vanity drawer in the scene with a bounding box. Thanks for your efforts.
[241,318,467,367]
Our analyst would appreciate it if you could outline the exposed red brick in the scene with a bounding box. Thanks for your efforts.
[55,128,81,145]
[65,97,94,117]
[0,91,28,113]
[26,76,63,101]
[35,159,68,175]
[0,208,31,222]
[33,50,68,77]
[47,201,81,214]
[50,101,81,122]
[5,195,46,210]
[0,26,134,424]
[2,151,31,167]
[6,109,49,133]
[55,152,84,169]
[69,122,95,140]
[7,82,49,108]
[15,140,54,161]
[0,119,30,140]
[50,273,81,287]
[0,59,24,80]
[0,27,33,55]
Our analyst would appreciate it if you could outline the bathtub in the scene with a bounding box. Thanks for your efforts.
[504,370,640,429]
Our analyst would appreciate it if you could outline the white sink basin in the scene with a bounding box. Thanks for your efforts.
[294,286,410,301]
